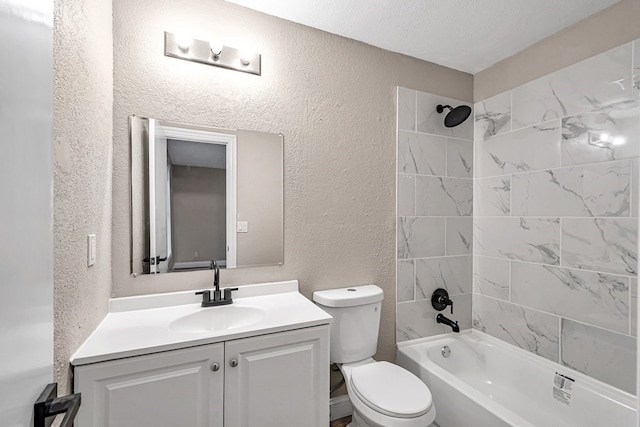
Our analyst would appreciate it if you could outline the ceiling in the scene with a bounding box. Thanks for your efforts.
[224,0,621,74]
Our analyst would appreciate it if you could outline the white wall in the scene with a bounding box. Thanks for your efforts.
[53,0,113,394]
[0,1,53,425]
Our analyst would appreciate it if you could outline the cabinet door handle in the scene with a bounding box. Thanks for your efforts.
[210,362,220,372]
[229,359,238,368]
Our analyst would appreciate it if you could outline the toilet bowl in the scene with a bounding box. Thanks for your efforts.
[312,285,436,427]
[340,359,435,427]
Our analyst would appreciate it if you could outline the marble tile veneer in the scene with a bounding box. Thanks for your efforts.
[446,217,472,256]
[510,161,631,217]
[473,217,560,264]
[561,218,637,276]
[397,86,474,343]
[561,319,636,394]
[415,176,472,217]
[512,43,633,129]
[398,131,446,176]
[398,217,445,259]
[511,261,629,333]
[473,256,510,300]
[474,91,511,140]
[473,294,559,362]
[469,41,640,395]
[475,121,561,178]
[562,111,640,167]
[474,176,510,216]
[415,256,472,300]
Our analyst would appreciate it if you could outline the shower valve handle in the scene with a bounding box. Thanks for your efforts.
[432,288,453,314]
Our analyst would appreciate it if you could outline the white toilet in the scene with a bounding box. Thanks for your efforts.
[313,285,436,427]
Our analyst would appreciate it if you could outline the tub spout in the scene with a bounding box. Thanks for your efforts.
[436,313,460,333]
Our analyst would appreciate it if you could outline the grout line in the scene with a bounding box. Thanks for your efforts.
[412,259,416,302]
[414,89,417,132]
[629,283,632,336]
[559,217,563,268]
[445,138,449,177]
[509,173,513,217]
[475,158,634,180]
[508,259,512,302]
[443,217,448,256]
[473,215,637,220]
[473,254,636,280]
[558,320,565,364]
[562,316,634,339]
[509,90,513,133]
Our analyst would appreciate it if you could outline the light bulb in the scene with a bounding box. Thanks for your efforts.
[612,136,626,146]
[210,41,223,58]
[600,133,609,142]
[176,34,192,53]
[239,50,252,66]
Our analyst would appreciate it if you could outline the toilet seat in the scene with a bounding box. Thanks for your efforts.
[349,361,433,418]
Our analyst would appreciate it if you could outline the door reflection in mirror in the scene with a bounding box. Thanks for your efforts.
[130,117,284,276]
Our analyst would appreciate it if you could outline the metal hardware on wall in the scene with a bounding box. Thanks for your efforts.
[164,32,261,76]
[34,383,81,427]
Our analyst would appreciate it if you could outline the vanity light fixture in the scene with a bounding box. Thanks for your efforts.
[164,31,261,75]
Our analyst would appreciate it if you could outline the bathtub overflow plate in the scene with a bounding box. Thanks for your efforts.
[441,345,451,358]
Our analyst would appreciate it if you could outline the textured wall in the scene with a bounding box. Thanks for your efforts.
[111,0,472,363]
[475,0,640,101]
[396,88,474,341]
[53,0,113,394]
[472,40,639,394]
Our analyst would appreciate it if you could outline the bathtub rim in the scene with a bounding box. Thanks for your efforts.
[397,329,636,425]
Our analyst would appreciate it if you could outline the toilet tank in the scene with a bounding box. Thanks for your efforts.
[312,285,383,364]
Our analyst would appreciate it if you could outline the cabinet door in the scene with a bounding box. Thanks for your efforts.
[224,325,330,427]
[74,343,224,427]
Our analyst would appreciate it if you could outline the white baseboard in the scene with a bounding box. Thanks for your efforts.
[330,395,353,421]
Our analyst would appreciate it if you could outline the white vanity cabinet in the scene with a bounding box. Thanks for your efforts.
[74,342,225,427]
[224,326,329,426]
[74,325,329,427]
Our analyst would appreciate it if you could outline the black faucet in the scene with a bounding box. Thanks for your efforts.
[436,313,460,333]
[195,260,238,307]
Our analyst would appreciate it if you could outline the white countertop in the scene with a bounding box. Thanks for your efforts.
[70,280,332,366]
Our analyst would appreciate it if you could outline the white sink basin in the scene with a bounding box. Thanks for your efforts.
[169,305,267,333]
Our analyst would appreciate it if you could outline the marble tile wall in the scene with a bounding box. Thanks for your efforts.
[396,87,473,342]
[472,39,640,394]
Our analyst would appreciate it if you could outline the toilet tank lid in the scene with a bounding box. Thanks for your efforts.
[312,285,383,307]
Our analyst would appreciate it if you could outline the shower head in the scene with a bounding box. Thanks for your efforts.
[436,104,472,128]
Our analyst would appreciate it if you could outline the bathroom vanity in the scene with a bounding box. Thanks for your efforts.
[71,281,331,427]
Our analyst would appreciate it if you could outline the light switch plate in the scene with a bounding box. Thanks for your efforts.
[87,234,96,266]
[237,221,249,233]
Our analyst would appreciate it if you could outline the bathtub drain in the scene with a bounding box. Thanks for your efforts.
[441,345,451,358]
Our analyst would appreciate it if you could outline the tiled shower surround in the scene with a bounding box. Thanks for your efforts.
[397,38,640,395]
[396,88,474,340]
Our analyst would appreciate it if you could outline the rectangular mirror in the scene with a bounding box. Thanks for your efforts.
[129,116,284,275]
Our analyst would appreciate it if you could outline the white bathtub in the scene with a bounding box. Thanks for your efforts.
[397,330,637,427]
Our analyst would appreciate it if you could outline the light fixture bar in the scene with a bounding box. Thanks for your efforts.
[164,32,261,76]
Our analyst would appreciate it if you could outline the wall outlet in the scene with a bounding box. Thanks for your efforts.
[87,234,96,266]
[237,221,249,233]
